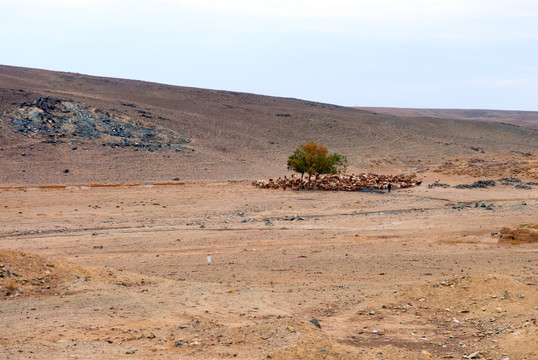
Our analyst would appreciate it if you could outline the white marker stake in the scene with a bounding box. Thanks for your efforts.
[207,253,211,265]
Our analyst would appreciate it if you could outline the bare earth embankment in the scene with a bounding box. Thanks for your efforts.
[1,65,537,359]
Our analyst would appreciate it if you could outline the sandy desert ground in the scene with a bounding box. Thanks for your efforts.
[1,172,537,359]
[1,65,537,359]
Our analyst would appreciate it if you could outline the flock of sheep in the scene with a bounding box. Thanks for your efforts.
[252,173,421,191]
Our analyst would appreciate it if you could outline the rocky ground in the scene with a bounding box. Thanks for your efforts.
[1,65,537,359]
[0,173,536,359]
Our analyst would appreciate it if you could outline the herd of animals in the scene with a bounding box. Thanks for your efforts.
[252,173,422,191]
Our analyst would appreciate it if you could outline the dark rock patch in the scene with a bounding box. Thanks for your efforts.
[309,318,321,329]
[8,97,190,152]
[454,180,496,189]
[498,177,521,184]
[470,146,485,153]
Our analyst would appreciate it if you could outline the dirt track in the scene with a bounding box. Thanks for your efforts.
[1,174,537,359]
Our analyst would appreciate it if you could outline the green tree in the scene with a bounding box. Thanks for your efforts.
[287,142,348,181]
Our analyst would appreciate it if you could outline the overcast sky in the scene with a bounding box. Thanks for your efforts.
[1,0,537,110]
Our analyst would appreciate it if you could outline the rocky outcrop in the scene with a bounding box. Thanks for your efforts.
[499,224,538,243]
[10,97,190,151]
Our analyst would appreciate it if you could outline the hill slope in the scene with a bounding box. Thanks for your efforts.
[1,65,537,185]
[358,107,538,130]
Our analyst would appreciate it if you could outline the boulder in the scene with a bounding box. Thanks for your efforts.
[35,96,59,111]
[499,225,538,243]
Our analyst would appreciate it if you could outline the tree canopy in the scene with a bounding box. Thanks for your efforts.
[287,142,348,179]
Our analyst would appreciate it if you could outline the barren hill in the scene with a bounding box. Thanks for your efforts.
[358,107,538,130]
[1,65,537,185]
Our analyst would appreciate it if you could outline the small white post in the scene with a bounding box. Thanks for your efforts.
[207,253,211,265]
